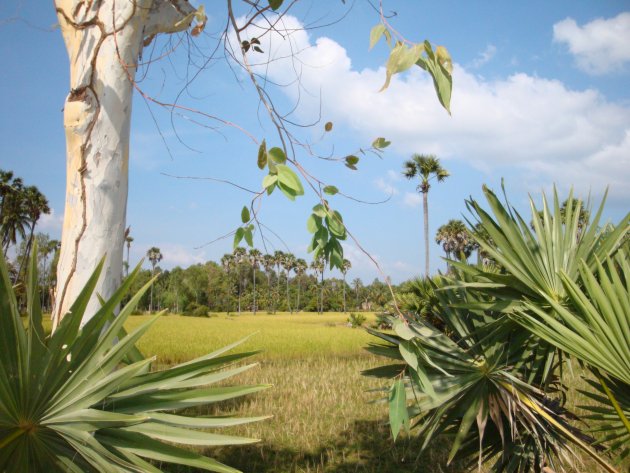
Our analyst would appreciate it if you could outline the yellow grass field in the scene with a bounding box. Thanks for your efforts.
[124,312,623,473]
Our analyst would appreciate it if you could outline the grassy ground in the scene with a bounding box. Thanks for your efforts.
[126,312,464,472]
[125,312,624,473]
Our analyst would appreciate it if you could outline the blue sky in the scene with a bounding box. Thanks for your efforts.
[1,1,629,283]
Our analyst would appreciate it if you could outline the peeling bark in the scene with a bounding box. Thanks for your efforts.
[53,0,196,328]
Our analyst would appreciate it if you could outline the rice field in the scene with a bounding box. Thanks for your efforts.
[124,312,623,473]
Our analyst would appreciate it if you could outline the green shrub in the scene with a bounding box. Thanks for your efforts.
[185,302,210,317]
[347,312,366,328]
[0,244,268,472]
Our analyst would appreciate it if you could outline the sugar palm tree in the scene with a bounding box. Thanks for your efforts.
[262,253,276,312]
[293,258,308,311]
[0,175,28,255]
[403,154,449,276]
[220,253,235,314]
[435,219,475,272]
[146,246,163,312]
[124,227,133,277]
[281,253,296,314]
[233,246,247,314]
[16,186,50,280]
[340,258,352,313]
[248,248,262,314]
[310,256,326,315]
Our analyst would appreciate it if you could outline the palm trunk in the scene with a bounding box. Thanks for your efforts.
[296,276,301,312]
[342,275,347,313]
[252,266,257,315]
[319,271,324,315]
[423,190,430,277]
[149,265,155,313]
[237,267,241,315]
[266,273,271,312]
[286,272,292,314]
[16,220,37,283]
[52,0,197,329]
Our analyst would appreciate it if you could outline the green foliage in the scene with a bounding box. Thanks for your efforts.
[185,302,211,317]
[347,312,367,328]
[366,187,628,472]
[514,251,630,461]
[0,245,268,472]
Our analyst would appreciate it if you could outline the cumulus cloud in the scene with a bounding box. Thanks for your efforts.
[240,15,630,200]
[38,208,63,234]
[470,44,497,69]
[553,13,630,75]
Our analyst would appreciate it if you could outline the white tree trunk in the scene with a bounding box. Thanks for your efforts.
[53,0,196,328]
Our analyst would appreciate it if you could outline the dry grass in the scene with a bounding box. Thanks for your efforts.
[124,313,624,473]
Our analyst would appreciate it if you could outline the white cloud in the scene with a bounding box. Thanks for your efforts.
[242,15,630,200]
[470,44,497,69]
[403,192,421,207]
[374,176,399,196]
[38,208,63,234]
[553,13,630,75]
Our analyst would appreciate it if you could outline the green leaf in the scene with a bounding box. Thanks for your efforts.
[276,164,304,196]
[312,204,327,218]
[369,24,387,50]
[380,43,425,92]
[262,174,277,190]
[268,0,283,11]
[389,379,410,440]
[326,210,346,239]
[417,42,452,114]
[372,137,391,149]
[257,140,267,169]
[307,214,320,234]
[241,206,250,224]
[323,185,338,196]
[268,147,286,164]
[244,228,254,247]
[233,228,244,248]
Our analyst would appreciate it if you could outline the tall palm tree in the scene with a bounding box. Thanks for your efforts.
[310,256,325,315]
[146,246,163,313]
[403,154,449,277]
[16,186,50,282]
[293,258,307,311]
[0,175,28,255]
[435,219,475,271]
[281,253,296,314]
[261,254,276,312]
[340,258,352,313]
[233,247,247,314]
[248,248,262,314]
[220,253,235,314]
[124,227,133,277]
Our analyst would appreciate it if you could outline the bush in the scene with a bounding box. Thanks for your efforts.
[347,312,366,328]
[372,312,393,330]
[184,302,210,317]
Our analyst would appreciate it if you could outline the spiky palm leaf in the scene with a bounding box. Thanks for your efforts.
[0,244,268,472]
[457,187,629,310]
[515,251,630,461]
[365,276,616,472]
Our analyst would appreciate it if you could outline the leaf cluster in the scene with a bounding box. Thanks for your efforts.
[0,244,268,472]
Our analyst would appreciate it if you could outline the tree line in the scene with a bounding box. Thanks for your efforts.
[126,245,392,316]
